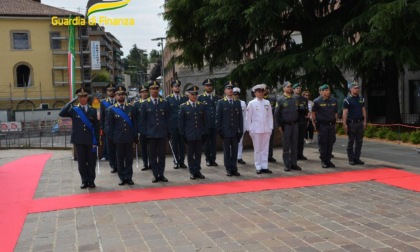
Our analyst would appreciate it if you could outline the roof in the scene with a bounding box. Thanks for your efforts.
[0,0,82,17]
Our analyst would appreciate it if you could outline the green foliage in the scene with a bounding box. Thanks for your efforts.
[401,132,410,142]
[336,124,345,135]
[164,0,420,122]
[386,131,398,141]
[410,130,420,144]
[91,69,110,82]
[364,125,376,138]
[376,127,391,139]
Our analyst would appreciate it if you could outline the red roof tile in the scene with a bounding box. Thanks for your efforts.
[0,0,82,17]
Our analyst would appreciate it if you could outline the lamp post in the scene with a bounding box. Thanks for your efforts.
[151,37,166,95]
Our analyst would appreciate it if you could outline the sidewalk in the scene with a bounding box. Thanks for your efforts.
[3,139,420,252]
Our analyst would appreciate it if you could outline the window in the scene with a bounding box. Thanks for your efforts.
[11,32,30,50]
[50,32,61,49]
[15,64,32,87]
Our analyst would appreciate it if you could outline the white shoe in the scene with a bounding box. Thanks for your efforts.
[305,140,310,144]
[100,157,106,161]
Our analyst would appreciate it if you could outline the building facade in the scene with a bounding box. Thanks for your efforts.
[0,0,87,111]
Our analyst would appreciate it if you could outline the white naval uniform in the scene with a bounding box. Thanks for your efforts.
[237,99,247,159]
[245,97,273,170]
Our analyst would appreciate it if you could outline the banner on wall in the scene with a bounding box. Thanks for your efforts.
[1,122,22,132]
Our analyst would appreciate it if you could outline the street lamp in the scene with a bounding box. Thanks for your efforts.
[151,37,166,95]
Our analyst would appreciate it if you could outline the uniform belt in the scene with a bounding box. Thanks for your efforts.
[285,121,298,125]
[347,119,363,123]
[318,121,336,125]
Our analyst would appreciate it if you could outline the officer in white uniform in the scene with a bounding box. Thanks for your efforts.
[233,87,247,164]
[245,84,273,174]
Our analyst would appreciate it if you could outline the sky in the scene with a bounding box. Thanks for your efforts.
[42,0,168,57]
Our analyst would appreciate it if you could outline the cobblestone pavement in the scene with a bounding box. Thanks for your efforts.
[3,140,420,252]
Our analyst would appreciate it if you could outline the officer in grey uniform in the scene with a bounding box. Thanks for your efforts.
[166,80,188,169]
[60,87,100,189]
[108,86,137,185]
[292,83,309,160]
[312,84,338,168]
[264,88,277,163]
[134,84,150,171]
[216,81,244,176]
[100,83,117,173]
[179,85,207,179]
[198,79,219,166]
[139,81,170,183]
[342,81,367,165]
[275,81,301,172]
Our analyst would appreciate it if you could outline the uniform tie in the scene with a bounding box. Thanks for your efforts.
[209,95,212,101]
[229,99,233,105]
[192,102,196,108]
[176,95,179,102]
[84,106,87,112]
[120,104,124,110]
[154,98,158,106]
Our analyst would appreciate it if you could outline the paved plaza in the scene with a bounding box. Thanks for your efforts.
[2,137,420,252]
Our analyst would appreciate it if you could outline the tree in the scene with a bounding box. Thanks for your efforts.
[164,0,420,123]
[149,60,162,81]
[149,49,161,63]
[125,44,149,85]
[91,69,110,82]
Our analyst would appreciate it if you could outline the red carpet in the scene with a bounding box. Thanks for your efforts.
[0,154,52,252]
[29,168,418,214]
[377,175,420,192]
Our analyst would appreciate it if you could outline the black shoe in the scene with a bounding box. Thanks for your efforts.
[354,159,365,165]
[349,160,356,165]
[80,183,88,189]
[268,157,277,163]
[206,161,212,166]
[226,172,233,177]
[291,165,302,171]
[284,166,291,172]
[180,163,187,168]
[322,161,329,168]
[233,171,241,176]
[174,164,179,169]
[256,170,262,174]
[212,161,219,166]
[152,177,159,183]
[196,172,206,179]
[297,156,308,160]
[160,176,168,182]
[262,169,273,173]
[118,180,126,186]
[110,168,117,173]
[327,160,335,168]
[126,179,134,185]
[330,154,335,158]
[141,166,149,171]
[88,182,96,188]
[237,159,246,164]
[190,174,197,180]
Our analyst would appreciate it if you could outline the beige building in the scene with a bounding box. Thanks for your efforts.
[0,0,87,111]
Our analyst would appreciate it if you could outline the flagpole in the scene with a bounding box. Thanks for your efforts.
[68,15,76,99]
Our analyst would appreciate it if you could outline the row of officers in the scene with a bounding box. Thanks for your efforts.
[60,79,366,189]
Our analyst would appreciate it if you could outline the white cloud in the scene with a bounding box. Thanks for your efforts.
[41,0,167,56]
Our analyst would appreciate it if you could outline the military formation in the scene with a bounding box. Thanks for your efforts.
[61,80,367,189]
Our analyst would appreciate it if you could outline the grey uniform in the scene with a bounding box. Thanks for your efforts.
[274,94,299,167]
[294,94,309,158]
